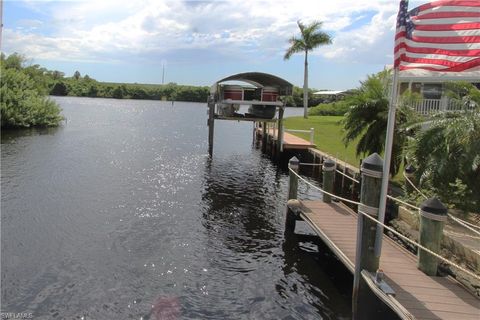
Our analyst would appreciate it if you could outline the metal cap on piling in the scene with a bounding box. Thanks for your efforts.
[404,164,416,177]
[420,197,447,222]
[322,158,335,172]
[289,156,300,171]
[322,158,335,203]
[360,153,383,178]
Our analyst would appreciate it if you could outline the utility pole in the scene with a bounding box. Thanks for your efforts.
[162,63,165,84]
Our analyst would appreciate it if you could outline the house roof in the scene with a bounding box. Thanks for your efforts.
[385,65,480,82]
[210,72,293,95]
[399,68,480,82]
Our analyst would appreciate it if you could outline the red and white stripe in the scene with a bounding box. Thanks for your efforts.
[394,0,480,72]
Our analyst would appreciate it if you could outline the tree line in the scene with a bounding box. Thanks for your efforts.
[50,69,318,107]
[51,75,211,102]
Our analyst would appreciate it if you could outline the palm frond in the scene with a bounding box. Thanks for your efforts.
[285,20,331,58]
[284,37,305,60]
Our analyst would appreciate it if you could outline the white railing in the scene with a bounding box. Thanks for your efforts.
[285,128,315,144]
[412,98,475,115]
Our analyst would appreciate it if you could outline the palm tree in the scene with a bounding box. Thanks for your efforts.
[284,20,332,119]
[405,110,480,211]
[341,70,418,176]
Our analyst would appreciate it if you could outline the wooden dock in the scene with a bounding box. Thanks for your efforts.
[291,200,479,320]
[257,127,315,150]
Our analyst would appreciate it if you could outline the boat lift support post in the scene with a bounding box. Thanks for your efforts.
[207,95,215,156]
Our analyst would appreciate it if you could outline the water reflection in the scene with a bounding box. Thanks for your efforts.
[201,154,283,244]
[279,235,352,320]
[201,154,353,319]
[1,126,61,142]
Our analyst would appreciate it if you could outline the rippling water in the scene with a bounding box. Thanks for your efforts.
[1,97,352,319]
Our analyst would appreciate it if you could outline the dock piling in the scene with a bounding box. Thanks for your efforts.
[285,157,300,234]
[262,122,268,153]
[322,158,335,203]
[277,106,285,155]
[418,198,447,276]
[288,156,299,200]
[353,153,384,319]
[404,164,416,195]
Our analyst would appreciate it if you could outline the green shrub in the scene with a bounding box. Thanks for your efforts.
[1,63,63,128]
[308,100,350,116]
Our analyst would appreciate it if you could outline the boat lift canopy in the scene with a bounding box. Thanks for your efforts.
[210,72,293,96]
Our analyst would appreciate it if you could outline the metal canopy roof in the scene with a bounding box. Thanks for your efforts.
[211,72,293,95]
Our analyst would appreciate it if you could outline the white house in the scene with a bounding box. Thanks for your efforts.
[389,66,480,114]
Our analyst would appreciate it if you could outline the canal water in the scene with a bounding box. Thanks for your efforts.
[1,97,352,319]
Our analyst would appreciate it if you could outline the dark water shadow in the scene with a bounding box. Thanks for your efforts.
[1,126,62,143]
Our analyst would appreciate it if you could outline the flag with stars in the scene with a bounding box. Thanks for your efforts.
[393,0,480,72]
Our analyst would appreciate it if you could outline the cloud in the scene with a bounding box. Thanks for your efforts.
[3,0,427,67]
[321,9,397,64]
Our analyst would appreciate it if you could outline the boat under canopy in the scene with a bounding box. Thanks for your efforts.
[207,72,293,155]
[210,72,293,119]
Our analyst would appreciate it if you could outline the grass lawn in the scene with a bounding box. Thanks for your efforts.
[284,115,404,182]
[284,115,362,166]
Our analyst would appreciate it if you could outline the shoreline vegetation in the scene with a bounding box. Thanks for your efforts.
[1,53,64,128]
[1,53,325,130]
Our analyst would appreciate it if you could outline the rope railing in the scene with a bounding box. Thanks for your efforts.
[447,215,480,236]
[402,173,480,236]
[298,161,480,237]
[452,217,480,231]
[335,169,360,184]
[289,167,480,281]
[358,209,480,281]
[290,167,362,206]
[386,195,480,236]
[386,195,419,212]
[298,161,360,184]
[403,172,428,200]
[299,162,322,166]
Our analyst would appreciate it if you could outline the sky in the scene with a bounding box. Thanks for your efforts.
[1,0,426,90]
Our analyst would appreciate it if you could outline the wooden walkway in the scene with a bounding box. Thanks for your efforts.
[258,128,315,150]
[294,200,479,320]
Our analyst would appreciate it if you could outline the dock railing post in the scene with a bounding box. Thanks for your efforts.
[352,153,383,320]
[285,157,300,234]
[418,198,447,276]
[322,158,335,203]
[288,156,299,200]
[404,164,416,195]
[262,121,268,153]
[278,105,285,154]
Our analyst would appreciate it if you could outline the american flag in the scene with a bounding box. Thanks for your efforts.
[394,0,480,72]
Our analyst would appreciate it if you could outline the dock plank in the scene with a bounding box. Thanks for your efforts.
[258,128,316,150]
[296,200,479,320]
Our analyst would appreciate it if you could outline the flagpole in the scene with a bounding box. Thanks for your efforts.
[374,66,400,258]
